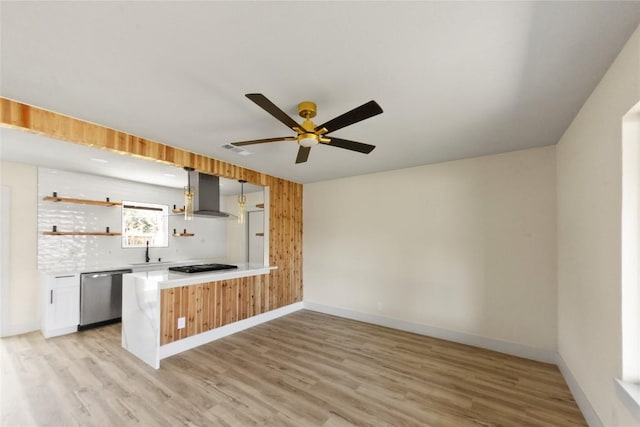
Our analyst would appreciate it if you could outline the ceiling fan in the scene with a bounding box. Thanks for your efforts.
[230,93,383,164]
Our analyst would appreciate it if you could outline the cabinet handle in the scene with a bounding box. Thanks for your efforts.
[50,290,53,304]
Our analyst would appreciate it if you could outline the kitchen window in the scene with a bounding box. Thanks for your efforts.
[122,201,169,248]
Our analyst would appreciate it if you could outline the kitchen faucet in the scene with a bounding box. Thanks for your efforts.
[145,240,150,263]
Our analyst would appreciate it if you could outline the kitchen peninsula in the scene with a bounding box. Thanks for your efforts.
[122,263,277,368]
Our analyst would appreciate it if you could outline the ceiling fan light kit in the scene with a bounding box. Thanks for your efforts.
[299,134,318,147]
[230,93,383,164]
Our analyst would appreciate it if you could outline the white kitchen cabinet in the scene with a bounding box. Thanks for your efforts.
[41,273,80,338]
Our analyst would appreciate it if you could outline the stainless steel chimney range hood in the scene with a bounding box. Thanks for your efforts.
[189,171,230,218]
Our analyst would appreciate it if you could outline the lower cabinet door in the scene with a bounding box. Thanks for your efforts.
[49,286,80,331]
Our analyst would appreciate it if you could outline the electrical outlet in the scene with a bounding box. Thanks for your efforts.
[376,302,383,311]
[177,317,186,329]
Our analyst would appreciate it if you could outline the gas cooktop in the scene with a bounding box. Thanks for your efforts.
[169,263,238,274]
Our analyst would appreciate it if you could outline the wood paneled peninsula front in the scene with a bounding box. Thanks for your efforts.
[122,264,276,368]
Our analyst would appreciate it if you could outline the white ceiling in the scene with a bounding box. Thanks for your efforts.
[1,2,640,184]
[0,127,263,196]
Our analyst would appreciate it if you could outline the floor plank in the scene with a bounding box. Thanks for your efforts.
[1,310,586,426]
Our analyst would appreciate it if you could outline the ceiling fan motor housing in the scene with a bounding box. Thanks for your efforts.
[298,101,317,119]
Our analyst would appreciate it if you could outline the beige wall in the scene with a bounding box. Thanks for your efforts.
[0,161,39,336]
[304,145,557,351]
[557,24,640,426]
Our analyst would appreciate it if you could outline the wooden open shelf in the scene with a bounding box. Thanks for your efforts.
[173,233,194,237]
[43,196,121,207]
[43,231,122,236]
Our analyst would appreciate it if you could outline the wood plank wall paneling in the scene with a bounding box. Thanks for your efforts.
[159,276,270,345]
[0,97,303,344]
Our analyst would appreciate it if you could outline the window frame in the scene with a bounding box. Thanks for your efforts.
[121,201,169,248]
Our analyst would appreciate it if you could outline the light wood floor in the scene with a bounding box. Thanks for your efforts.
[1,310,586,426]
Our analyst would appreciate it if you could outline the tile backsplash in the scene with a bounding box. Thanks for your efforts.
[38,168,227,272]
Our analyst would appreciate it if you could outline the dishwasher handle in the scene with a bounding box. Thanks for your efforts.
[82,269,133,279]
[86,273,115,279]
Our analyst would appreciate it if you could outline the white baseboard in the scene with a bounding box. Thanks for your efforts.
[1,321,40,338]
[41,325,77,339]
[303,302,557,364]
[555,353,603,427]
[159,302,304,360]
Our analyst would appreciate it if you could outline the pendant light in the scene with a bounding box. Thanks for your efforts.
[238,180,247,224]
[184,167,195,221]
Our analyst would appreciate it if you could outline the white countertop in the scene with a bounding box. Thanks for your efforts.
[126,263,276,289]
[39,258,234,276]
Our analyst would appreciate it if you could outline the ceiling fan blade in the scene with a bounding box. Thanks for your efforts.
[246,93,302,132]
[295,146,311,164]
[322,137,376,154]
[230,136,296,146]
[315,100,383,134]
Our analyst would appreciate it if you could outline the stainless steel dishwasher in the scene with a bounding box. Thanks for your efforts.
[79,269,132,330]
